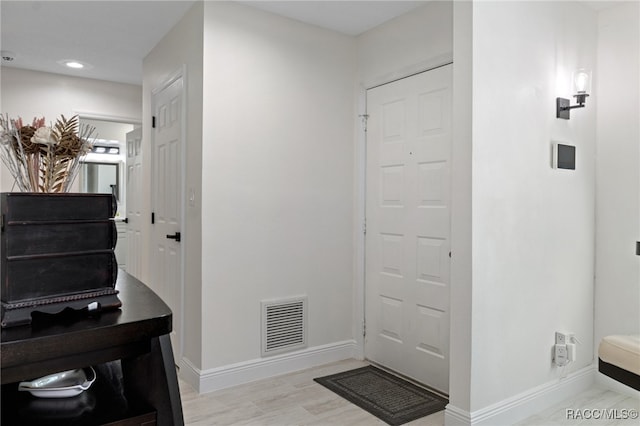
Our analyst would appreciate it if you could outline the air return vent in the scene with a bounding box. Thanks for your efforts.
[261,296,307,357]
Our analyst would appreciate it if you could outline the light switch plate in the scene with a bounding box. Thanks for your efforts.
[552,142,576,170]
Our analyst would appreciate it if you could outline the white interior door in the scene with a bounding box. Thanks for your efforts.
[152,75,184,362]
[365,64,452,394]
[126,128,143,279]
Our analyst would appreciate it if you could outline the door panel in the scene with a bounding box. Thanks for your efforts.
[365,65,452,393]
[152,76,183,362]
[126,128,142,279]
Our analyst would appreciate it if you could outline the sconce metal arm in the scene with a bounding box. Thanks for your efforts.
[556,94,588,120]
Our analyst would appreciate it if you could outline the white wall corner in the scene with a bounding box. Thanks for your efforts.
[446,365,596,426]
[179,356,203,393]
[192,340,358,394]
[445,404,472,426]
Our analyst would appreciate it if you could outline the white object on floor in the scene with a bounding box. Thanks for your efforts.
[18,366,96,398]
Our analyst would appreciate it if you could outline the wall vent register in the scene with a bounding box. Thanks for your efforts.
[261,296,307,356]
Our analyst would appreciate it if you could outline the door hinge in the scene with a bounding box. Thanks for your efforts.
[359,114,369,132]
[363,218,367,235]
[151,212,155,224]
[363,321,366,338]
[152,116,156,129]
[636,241,640,256]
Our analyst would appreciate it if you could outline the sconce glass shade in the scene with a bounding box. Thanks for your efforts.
[572,69,592,95]
[557,68,592,119]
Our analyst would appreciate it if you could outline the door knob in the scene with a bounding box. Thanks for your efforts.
[166,232,181,242]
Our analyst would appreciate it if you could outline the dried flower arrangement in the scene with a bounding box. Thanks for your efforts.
[0,114,96,192]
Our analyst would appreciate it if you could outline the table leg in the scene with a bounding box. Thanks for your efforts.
[122,334,184,426]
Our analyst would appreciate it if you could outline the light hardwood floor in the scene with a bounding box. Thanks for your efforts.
[516,385,639,426]
[179,360,639,426]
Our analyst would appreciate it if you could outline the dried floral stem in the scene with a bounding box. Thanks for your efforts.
[0,114,94,193]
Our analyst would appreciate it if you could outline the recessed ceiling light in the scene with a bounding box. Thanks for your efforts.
[65,61,84,69]
[57,59,93,70]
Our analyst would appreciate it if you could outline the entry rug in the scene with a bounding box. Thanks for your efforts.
[313,366,448,425]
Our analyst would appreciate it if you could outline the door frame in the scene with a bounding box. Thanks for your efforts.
[75,112,141,127]
[150,65,187,363]
[356,60,454,364]
[75,114,141,218]
[75,113,141,276]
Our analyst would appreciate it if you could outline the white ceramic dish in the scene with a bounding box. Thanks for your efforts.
[18,367,96,398]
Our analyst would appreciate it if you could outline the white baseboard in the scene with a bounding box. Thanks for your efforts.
[445,365,596,426]
[180,340,358,394]
[178,356,201,391]
[444,404,472,426]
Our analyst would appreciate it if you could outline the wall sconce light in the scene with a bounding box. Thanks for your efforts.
[556,69,592,119]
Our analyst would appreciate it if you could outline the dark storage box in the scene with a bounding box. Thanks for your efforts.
[1,193,121,327]
[2,192,117,221]
[6,221,117,256]
[4,252,118,301]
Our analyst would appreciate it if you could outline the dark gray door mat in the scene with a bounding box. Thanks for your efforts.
[313,365,448,425]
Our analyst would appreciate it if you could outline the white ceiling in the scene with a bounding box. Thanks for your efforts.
[0,0,427,86]
[239,1,426,36]
[1,0,197,85]
[0,1,619,86]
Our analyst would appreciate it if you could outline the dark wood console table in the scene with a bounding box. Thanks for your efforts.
[1,272,184,425]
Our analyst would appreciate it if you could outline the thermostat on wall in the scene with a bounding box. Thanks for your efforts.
[552,143,576,170]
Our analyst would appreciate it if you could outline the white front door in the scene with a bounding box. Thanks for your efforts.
[365,64,452,394]
[126,127,143,279]
[152,75,184,362]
